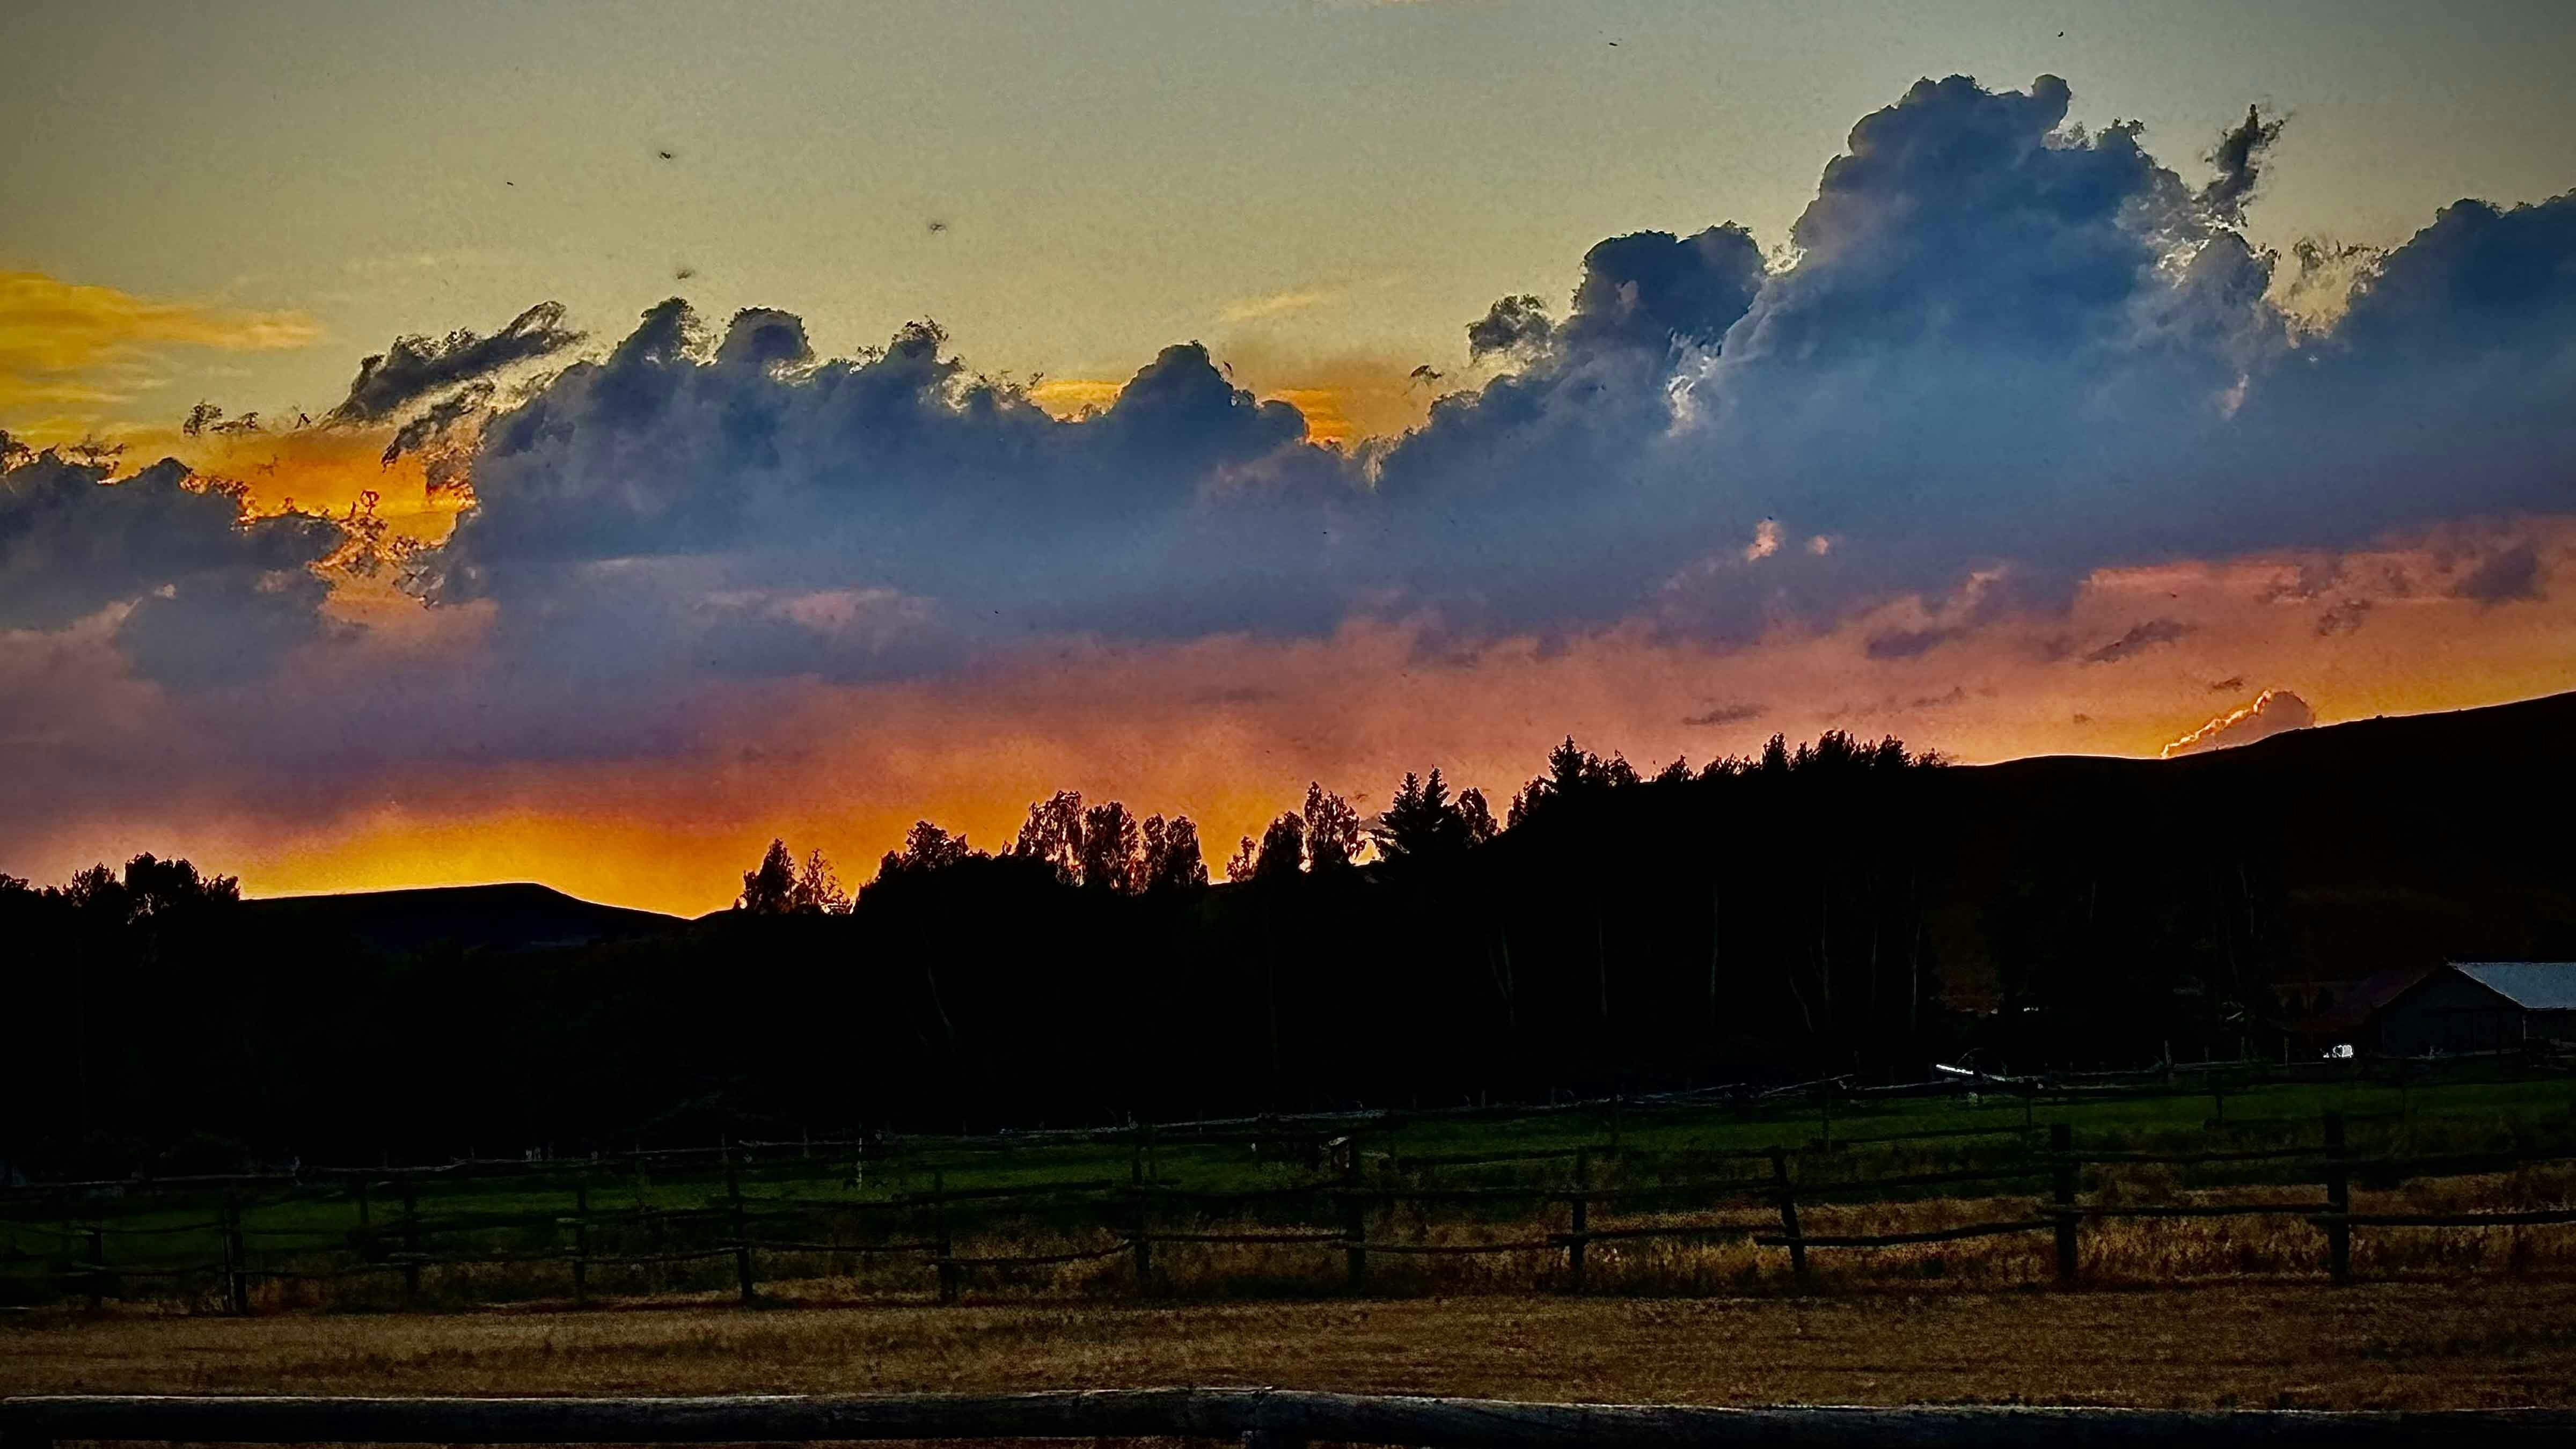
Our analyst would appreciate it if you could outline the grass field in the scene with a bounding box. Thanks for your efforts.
[10,1070,2576,1311]
[9,1280,2576,1409]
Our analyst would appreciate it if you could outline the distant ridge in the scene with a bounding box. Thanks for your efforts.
[244,882,682,956]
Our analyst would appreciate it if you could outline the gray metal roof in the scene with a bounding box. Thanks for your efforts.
[2453,962,2576,1011]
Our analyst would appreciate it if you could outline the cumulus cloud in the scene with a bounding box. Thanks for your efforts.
[23,74,2576,717]
[361,74,2576,696]
[1464,295,1554,361]
[327,301,582,424]
[2161,687,2316,757]
[412,305,1341,682]
[0,448,342,686]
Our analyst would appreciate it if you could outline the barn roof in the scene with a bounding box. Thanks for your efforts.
[2289,965,2437,1034]
[2453,962,2576,1011]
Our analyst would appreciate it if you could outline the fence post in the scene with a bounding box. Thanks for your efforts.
[1567,1146,1590,1293]
[2050,1121,2078,1286]
[1768,1146,1806,1289]
[933,1169,958,1306]
[727,1146,757,1305]
[1130,1190,1154,1297]
[1342,1144,1368,1293]
[86,1225,106,1311]
[572,1180,590,1305]
[399,1174,421,1303]
[2323,1109,2351,1286]
[222,1195,249,1315]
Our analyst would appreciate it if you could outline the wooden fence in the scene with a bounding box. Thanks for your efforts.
[6,1391,2575,1449]
[10,1103,2576,1311]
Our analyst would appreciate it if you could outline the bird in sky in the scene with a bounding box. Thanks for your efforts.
[656,149,676,160]
[927,219,949,235]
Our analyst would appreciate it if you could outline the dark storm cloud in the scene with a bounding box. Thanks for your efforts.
[19,73,2565,707]
[2199,105,2287,226]
[1560,225,1767,355]
[328,301,583,425]
[377,74,2576,689]
[0,449,341,687]
[1465,294,1554,362]
[413,304,1341,681]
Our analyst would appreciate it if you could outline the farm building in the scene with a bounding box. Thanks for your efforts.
[2292,961,2576,1057]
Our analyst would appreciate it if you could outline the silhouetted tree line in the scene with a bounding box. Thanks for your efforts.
[14,699,2576,1176]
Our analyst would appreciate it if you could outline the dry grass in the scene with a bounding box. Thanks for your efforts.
[36,1165,2576,1314]
[9,1279,2576,1409]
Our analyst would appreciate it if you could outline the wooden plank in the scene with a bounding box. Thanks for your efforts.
[6,1391,2574,1448]
[1757,1218,2054,1249]
[2311,1209,2576,1228]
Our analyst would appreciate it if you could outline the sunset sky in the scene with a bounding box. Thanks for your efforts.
[5,0,2574,913]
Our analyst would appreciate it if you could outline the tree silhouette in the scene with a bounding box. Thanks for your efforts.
[1372,767,1483,866]
[1011,791,1086,884]
[737,838,798,913]
[1140,814,1208,891]
[790,848,848,914]
[877,820,976,881]
[1458,786,1499,845]
[1253,813,1306,880]
[1080,801,1143,893]
[1302,782,1362,872]
[1224,833,1261,884]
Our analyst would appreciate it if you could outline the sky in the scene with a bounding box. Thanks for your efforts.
[4,0,2575,913]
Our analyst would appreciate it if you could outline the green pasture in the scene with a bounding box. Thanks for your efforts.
[7,1064,2573,1304]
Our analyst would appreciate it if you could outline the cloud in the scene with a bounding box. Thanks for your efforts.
[1864,626,1957,660]
[23,74,2576,727]
[0,271,318,411]
[412,307,1340,683]
[1681,700,1763,727]
[338,74,2576,697]
[2199,105,2287,226]
[2081,618,2192,664]
[2452,543,2546,604]
[1219,287,1341,324]
[1465,294,1553,362]
[326,301,582,425]
[0,448,342,687]
[2161,687,2315,757]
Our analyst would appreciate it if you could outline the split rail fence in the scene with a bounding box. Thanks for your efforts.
[10,1092,2576,1311]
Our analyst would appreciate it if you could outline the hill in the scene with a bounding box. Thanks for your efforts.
[10,689,2575,1164]
[243,882,682,956]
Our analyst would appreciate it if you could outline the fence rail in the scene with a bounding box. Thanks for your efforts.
[12,1060,2576,1312]
[6,1392,2576,1449]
